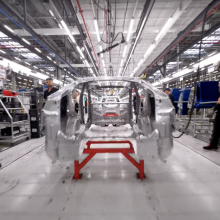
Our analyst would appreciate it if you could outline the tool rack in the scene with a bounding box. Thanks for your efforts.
[0,95,30,144]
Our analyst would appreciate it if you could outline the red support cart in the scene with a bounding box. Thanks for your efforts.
[73,140,145,180]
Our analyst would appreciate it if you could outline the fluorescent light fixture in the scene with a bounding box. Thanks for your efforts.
[122,45,128,58]
[35,48,41,53]
[102,59,105,67]
[80,57,82,60]
[46,72,49,74]
[190,62,194,65]
[0,49,6,54]
[61,20,76,44]
[40,69,44,72]
[137,58,144,67]
[76,46,85,58]
[22,38,30,45]
[120,59,124,67]
[25,62,31,65]
[126,19,134,42]
[153,53,220,87]
[58,23,62,29]
[15,57,21,61]
[208,52,216,57]
[33,66,38,69]
[183,66,187,69]
[4,25,13,33]
[144,44,154,58]
[49,10,54,17]
[54,61,56,64]
[85,60,89,67]
[47,56,52,60]
[122,10,151,74]
[99,45,103,58]
[94,20,101,42]
[155,17,173,42]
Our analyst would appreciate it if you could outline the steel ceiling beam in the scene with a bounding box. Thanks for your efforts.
[13,27,80,36]
[60,63,93,68]
[139,0,220,77]
[149,21,220,75]
[64,0,86,39]
[0,24,56,66]
[121,0,155,76]
[0,0,79,78]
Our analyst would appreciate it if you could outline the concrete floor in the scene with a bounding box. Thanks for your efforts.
[0,135,220,220]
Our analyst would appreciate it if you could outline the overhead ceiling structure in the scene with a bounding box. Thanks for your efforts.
[0,0,219,93]
[140,0,220,83]
[0,0,99,90]
[71,0,220,95]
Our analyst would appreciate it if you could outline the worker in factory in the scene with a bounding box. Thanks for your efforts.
[44,78,59,101]
[204,97,220,150]
[73,90,79,113]
[164,88,174,106]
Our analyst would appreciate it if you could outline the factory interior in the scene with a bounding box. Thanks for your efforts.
[1,0,220,219]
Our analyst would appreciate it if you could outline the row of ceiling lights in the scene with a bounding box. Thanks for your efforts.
[169,70,220,87]
[1,8,95,79]
[153,51,220,86]
[117,12,176,96]
[0,25,57,77]
[49,8,96,77]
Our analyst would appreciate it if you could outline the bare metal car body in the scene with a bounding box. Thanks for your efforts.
[42,76,175,163]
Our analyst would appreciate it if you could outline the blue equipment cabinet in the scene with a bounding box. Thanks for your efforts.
[194,81,219,108]
[171,88,181,113]
[180,87,191,115]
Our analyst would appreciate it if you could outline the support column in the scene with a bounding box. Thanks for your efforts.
[162,56,166,77]
[11,74,16,91]
[33,79,38,87]
[177,44,180,71]
[182,78,185,89]
[57,62,61,81]
[209,72,212,81]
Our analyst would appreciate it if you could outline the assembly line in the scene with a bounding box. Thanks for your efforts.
[0,0,220,219]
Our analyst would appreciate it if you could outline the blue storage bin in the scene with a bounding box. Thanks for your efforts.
[193,81,219,108]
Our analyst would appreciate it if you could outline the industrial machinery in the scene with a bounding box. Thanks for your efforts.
[176,81,219,138]
[42,77,175,178]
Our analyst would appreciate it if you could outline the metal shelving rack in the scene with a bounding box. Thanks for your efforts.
[0,95,30,143]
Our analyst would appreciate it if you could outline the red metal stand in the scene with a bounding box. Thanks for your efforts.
[73,140,145,180]
[103,113,118,116]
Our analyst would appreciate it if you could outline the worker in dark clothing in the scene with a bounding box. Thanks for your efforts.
[164,88,174,106]
[73,91,79,113]
[44,78,59,101]
[42,78,59,134]
[203,97,220,150]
